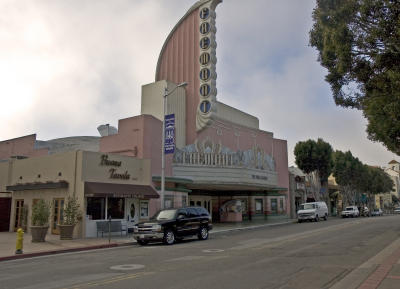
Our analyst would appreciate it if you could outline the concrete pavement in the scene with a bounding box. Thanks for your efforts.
[0,217,293,261]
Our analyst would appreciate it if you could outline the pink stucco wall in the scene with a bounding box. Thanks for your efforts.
[156,8,200,146]
[99,114,162,177]
[0,134,48,160]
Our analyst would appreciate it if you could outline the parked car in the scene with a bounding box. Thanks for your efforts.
[133,207,212,245]
[341,206,360,218]
[394,207,400,214]
[371,208,383,216]
[297,202,328,223]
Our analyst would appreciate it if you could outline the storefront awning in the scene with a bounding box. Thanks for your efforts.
[84,182,159,199]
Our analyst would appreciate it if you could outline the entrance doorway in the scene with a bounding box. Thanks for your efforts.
[13,199,24,231]
[0,197,11,231]
[52,198,64,234]
[126,199,139,231]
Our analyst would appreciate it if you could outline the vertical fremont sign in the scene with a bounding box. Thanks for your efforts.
[164,114,175,154]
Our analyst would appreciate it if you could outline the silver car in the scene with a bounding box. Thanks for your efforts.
[341,206,360,218]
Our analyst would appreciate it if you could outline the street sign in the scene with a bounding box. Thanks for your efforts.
[164,114,175,154]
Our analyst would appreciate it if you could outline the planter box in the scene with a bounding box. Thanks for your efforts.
[30,226,49,242]
[58,224,75,240]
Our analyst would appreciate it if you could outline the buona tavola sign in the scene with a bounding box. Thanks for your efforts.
[100,155,137,180]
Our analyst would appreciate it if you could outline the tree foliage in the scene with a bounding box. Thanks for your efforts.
[332,150,394,207]
[294,138,333,181]
[310,0,400,155]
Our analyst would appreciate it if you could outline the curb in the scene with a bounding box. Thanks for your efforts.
[0,242,136,262]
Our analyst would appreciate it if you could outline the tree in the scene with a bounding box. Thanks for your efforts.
[310,0,400,155]
[294,138,333,200]
[332,150,365,207]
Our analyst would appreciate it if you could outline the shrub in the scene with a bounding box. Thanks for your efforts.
[31,200,50,226]
[62,196,82,225]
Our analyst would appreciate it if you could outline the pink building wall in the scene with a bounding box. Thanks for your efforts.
[156,8,200,146]
[100,114,162,177]
[0,134,48,160]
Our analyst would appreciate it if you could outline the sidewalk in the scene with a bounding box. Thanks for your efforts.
[0,217,293,261]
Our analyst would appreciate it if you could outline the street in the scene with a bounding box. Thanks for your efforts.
[1,216,400,289]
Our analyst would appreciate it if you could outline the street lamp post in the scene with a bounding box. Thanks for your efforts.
[161,82,187,210]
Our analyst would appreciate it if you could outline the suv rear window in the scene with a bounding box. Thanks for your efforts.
[187,207,200,218]
[195,207,209,216]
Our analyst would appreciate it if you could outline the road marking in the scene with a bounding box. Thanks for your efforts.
[110,264,145,271]
[166,255,205,262]
[62,271,154,289]
[202,249,225,253]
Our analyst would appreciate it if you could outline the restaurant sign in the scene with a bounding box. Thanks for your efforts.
[100,154,137,181]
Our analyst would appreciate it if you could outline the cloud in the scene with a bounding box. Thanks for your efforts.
[0,0,396,167]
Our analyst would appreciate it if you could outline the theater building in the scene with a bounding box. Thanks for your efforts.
[0,0,290,236]
[141,0,290,221]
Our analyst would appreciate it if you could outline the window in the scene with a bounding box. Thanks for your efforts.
[240,199,248,215]
[140,201,149,218]
[195,207,209,216]
[164,195,174,209]
[280,198,284,210]
[86,197,105,220]
[181,195,187,207]
[187,208,199,218]
[177,208,188,219]
[271,198,278,214]
[255,199,263,214]
[107,197,124,219]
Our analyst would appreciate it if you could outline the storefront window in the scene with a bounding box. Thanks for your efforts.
[271,198,278,214]
[280,198,284,211]
[164,195,174,209]
[140,201,148,218]
[86,197,105,220]
[255,199,263,214]
[107,197,124,219]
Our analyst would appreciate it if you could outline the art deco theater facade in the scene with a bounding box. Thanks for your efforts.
[0,0,289,237]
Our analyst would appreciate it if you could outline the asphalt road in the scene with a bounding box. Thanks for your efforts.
[1,216,400,289]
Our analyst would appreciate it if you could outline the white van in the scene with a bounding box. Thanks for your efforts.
[297,202,328,223]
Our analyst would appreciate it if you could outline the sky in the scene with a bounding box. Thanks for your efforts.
[0,0,398,167]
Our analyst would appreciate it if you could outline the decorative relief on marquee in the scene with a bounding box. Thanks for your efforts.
[173,138,276,172]
[196,0,221,131]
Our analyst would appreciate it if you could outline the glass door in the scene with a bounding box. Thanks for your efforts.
[52,198,64,234]
[14,199,24,231]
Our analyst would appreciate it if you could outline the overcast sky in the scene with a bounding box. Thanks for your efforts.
[0,0,397,167]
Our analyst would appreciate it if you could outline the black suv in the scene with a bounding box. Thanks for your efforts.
[133,207,212,245]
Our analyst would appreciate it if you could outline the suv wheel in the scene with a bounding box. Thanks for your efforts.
[137,240,148,246]
[324,214,328,221]
[198,226,209,240]
[163,229,175,245]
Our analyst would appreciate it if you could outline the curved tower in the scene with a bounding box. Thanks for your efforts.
[156,0,222,144]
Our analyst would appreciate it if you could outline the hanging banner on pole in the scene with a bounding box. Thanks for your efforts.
[164,114,175,154]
